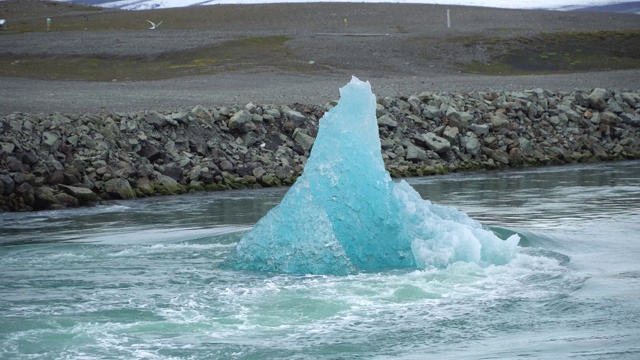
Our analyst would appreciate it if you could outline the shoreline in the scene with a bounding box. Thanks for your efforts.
[2,87,639,212]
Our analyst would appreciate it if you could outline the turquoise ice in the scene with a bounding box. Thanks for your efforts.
[223,77,519,275]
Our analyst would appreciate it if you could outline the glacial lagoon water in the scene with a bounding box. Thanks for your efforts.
[1,161,639,359]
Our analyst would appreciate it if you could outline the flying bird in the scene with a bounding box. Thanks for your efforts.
[146,20,163,30]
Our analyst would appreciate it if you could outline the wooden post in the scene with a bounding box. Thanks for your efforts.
[447,9,450,29]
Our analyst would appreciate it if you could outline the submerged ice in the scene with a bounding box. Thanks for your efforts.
[223,77,519,275]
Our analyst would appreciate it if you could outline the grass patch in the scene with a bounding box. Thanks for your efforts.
[449,34,502,47]
[458,29,640,75]
[0,36,315,80]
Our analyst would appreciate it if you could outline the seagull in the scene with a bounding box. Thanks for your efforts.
[146,20,163,30]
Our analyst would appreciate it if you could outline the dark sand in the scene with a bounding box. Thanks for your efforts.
[1,2,639,115]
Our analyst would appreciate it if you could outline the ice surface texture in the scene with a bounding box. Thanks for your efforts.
[223,77,519,275]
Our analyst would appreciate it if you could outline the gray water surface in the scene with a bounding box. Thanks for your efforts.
[1,161,639,359]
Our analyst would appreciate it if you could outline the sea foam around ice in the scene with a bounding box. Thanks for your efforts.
[223,77,519,275]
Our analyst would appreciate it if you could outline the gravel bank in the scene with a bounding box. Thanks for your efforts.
[1,3,640,115]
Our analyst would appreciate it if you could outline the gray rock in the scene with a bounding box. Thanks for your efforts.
[104,178,136,200]
[42,131,61,152]
[219,160,234,171]
[252,167,267,179]
[0,174,15,195]
[422,105,441,119]
[1,142,15,154]
[447,111,469,129]
[283,107,307,126]
[377,114,398,128]
[483,147,509,165]
[229,110,256,132]
[421,133,451,154]
[293,130,316,151]
[442,126,459,145]
[242,131,259,147]
[461,134,481,156]
[171,111,189,124]
[620,113,640,127]
[144,112,167,129]
[164,166,185,183]
[139,143,161,161]
[519,137,535,157]
[54,192,79,208]
[556,105,581,123]
[575,91,590,107]
[489,112,509,129]
[405,144,427,161]
[407,95,422,113]
[607,99,624,114]
[600,112,620,125]
[621,92,637,108]
[470,123,490,137]
[156,174,180,192]
[59,184,97,203]
[588,88,609,111]
[6,156,25,172]
[135,176,155,195]
[34,186,56,208]
[191,105,212,121]
[264,108,281,119]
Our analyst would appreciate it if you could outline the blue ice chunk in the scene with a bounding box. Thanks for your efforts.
[223,77,518,275]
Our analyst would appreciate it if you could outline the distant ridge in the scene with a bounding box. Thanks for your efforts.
[56,0,640,13]
[568,1,640,15]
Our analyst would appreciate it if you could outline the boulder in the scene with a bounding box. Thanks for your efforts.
[442,126,459,145]
[59,184,97,204]
[156,174,181,193]
[620,113,640,128]
[42,131,61,152]
[283,107,307,126]
[34,186,57,208]
[0,174,15,195]
[229,110,256,133]
[293,130,315,151]
[621,92,637,108]
[461,134,481,156]
[139,143,162,161]
[377,114,398,128]
[164,166,185,183]
[489,112,509,129]
[420,133,451,154]
[470,123,490,137]
[406,144,427,161]
[252,167,267,179]
[483,147,509,165]
[519,137,535,157]
[144,112,168,129]
[104,178,136,200]
[588,88,609,111]
[191,105,212,121]
[422,105,441,119]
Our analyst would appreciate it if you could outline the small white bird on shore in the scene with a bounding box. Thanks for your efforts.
[146,20,163,30]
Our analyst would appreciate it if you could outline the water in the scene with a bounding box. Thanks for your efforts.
[1,161,639,359]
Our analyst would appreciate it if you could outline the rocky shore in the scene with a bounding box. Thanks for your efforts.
[1,87,639,212]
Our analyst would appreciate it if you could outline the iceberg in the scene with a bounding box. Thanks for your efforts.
[223,77,519,275]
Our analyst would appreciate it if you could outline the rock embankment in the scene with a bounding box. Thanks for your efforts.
[1,88,639,212]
